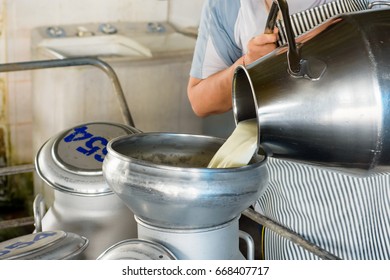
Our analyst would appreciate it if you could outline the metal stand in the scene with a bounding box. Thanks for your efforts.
[0,57,135,127]
[242,208,341,260]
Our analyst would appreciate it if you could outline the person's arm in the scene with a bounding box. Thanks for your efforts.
[188,32,278,117]
[187,55,244,117]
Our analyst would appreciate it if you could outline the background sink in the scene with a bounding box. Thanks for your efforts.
[38,34,152,58]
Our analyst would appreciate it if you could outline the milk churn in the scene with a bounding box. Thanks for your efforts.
[34,122,140,259]
[233,0,390,176]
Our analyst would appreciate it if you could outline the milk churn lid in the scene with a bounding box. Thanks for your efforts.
[97,239,177,260]
[0,230,88,260]
[35,122,141,196]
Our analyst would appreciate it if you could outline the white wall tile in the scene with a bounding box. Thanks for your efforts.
[2,0,170,164]
[8,78,32,124]
[9,123,33,164]
[169,0,204,30]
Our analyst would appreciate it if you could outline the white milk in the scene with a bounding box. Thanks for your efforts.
[208,119,258,168]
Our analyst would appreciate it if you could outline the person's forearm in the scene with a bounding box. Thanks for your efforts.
[187,31,277,118]
[187,56,245,117]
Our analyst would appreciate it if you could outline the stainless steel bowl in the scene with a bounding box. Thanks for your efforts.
[103,132,269,229]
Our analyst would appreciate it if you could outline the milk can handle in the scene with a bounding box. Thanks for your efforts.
[33,193,46,233]
[264,0,301,75]
[239,230,255,260]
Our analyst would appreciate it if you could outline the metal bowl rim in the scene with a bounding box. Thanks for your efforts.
[105,132,268,173]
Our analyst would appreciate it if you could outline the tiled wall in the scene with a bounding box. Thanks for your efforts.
[169,0,205,33]
[0,0,205,166]
[4,0,168,62]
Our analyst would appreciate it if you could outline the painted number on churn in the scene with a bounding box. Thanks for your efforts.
[63,126,109,162]
[0,231,57,257]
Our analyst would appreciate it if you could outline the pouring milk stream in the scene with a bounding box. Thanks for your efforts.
[208,119,258,168]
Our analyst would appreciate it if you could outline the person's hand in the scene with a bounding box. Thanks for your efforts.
[244,29,278,65]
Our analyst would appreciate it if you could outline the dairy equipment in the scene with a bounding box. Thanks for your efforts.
[101,132,268,259]
[32,127,263,260]
[2,3,370,259]
[0,230,88,260]
[34,122,140,259]
[0,57,267,260]
[97,238,177,260]
[233,2,390,176]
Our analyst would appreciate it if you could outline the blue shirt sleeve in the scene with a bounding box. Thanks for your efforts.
[190,0,242,79]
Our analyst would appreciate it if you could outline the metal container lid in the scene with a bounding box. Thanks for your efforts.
[0,230,88,260]
[35,122,140,196]
[97,239,177,260]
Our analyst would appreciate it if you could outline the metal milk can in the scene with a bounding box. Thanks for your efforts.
[233,0,390,176]
[34,122,140,259]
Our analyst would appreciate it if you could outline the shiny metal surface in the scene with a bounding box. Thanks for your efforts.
[33,193,45,233]
[242,208,340,260]
[103,133,269,229]
[0,57,135,127]
[0,164,34,176]
[35,122,140,259]
[233,8,390,176]
[239,230,255,260]
[40,190,138,260]
[35,122,140,196]
[136,216,248,260]
[97,239,177,260]
[0,230,88,260]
